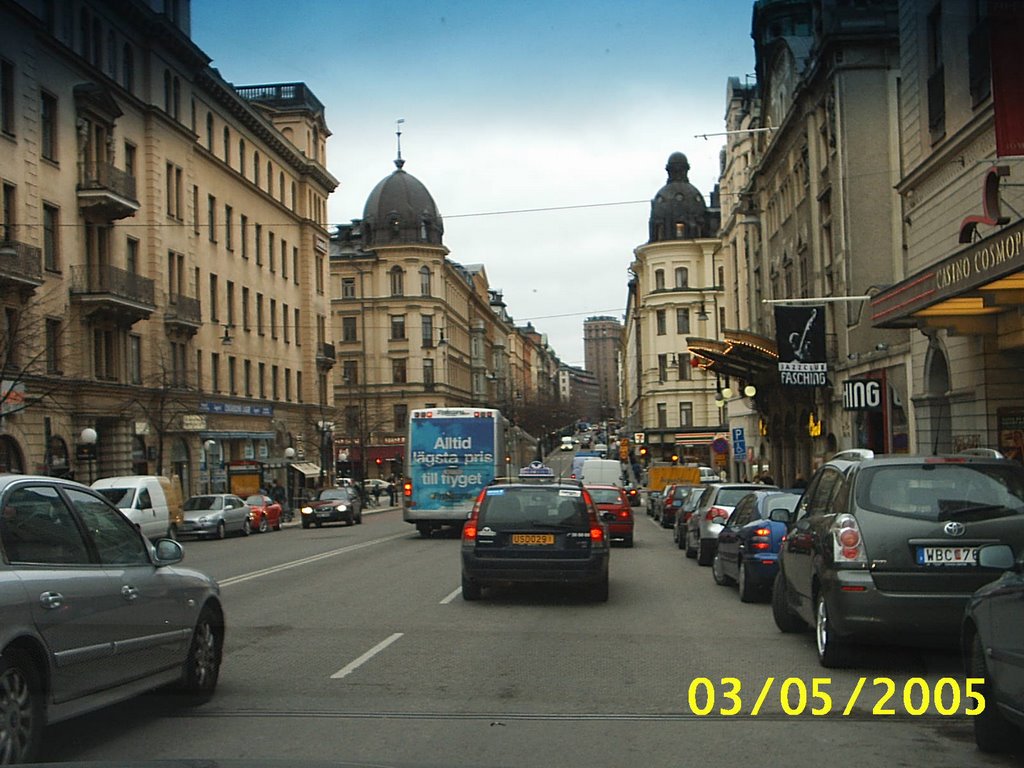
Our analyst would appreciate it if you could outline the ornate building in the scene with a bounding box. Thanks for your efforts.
[0,0,337,497]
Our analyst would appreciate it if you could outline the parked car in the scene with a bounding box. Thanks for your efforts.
[91,475,183,541]
[0,474,224,763]
[461,479,611,601]
[712,491,801,601]
[646,489,662,517]
[674,486,708,549]
[180,494,252,539]
[300,487,363,528]
[586,484,635,547]
[685,483,772,565]
[961,544,1024,753]
[244,494,284,532]
[772,449,1024,668]
[661,484,697,530]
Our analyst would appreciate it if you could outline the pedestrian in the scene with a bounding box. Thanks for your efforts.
[387,481,397,506]
[372,483,382,506]
[759,473,775,485]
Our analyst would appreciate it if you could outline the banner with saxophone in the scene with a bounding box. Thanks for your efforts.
[774,305,827,387]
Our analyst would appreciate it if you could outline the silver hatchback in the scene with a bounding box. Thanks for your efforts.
[0,475,224,763]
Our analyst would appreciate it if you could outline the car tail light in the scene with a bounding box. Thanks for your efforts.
[590,525,605,542]
[752,526,771,551]
[617,509,630,519]
[402,481,413,497]
[706,506,728,522]
[462,494,484,542]
[831,513,867,563]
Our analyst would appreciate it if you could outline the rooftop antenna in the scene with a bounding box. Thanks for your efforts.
[395,118,405,169]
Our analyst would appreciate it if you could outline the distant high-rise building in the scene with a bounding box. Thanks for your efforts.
[583,316,621,421]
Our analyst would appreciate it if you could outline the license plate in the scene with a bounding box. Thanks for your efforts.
[511,533,554,545]
[916,546,979,566]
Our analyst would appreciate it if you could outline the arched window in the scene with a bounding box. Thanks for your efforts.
[254,152,260,186]
[654,269,665,290]
[205,112,213,151]
[0,436,24,474]
[419,266,431,297]
[675,267,689,288]
[389,266,405,297]
[290,181,296,211]
[239,139,246,175]
[223,127,231,164]
[266,161,272,193]
[279,172,285,202]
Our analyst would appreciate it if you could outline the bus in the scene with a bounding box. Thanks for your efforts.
[403,407,531,537]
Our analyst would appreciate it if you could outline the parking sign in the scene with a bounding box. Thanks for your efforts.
[732,427,746,460]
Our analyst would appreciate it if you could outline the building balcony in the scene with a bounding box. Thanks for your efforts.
[316,341,336,368]
[69,264,155,324]
[77,161,140,221]
[0,237,44,294]
[164,294,202,336]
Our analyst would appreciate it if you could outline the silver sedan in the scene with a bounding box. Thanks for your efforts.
[0,475,224,763]
[180,493,252,539]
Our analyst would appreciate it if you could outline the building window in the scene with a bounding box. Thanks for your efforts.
[658,354,668,382]
[241,286,250,331]
[423,358,434,386]
[209,274,218,322]
[122,44,134,92]
[294,308,301,345]
[128,334,142,384]
[40,92,57,160]
[255,224,262,265]
[654,269,665,290]
[927,3,945,140]
[390,315,406,341]
[421,315,433,347]
[211,352,220,392]
[240,215,248,258]
[163,70,172,113]
[244,359,252,396]
[205,112,213,151]
[167,250,183,296]
[268,231,275,272]
[253,151,260,187]
[420,266,431,296]
[284,368,291,401]
[679,402,693,427]
[93,329,117,381]
[390,266,404,296]
[677,353,690,381]
[656,403,667,428]
[255,293,264,335]
[271,365,279,399]
[207,195,216,241]
[392,358,407,384]
[258,362,266,398]
[225,281,235,327]
[238,139,246,175]
[674,267,689,288]
[223,127,230,165]
[394,404,408,432]
[124,141,136,177]
[292,247,299,284]
[315,253,324,293]
[342,360,358,385]
[42,204,59,271]
[656,309,666,335]
[341,277,355,299]
[676,308,690,334]
[126,237,139,274]
[270,299,277,339]
[228,356,237,394]
[45,318,61,374]
[1,183,14,242]
[281,239,288,279]
[296,370,303,402]
[282,303,289,343]
[342,316,357,342]
[165,163,183,219]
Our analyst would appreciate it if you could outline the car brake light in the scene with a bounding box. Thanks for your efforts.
[831,513,867,564]
[590,526,605,542]
[463,497,482,542]
[617,510,630,519]
[751,526,771,550]
[402,481,413,497]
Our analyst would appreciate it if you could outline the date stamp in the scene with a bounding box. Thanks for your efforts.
[684,677,986,717]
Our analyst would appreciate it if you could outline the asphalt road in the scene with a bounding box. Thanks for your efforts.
[37,466,1022,768]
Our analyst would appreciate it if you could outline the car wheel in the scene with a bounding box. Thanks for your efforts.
[697,536,714,566]
[738,560,760,603]
[970,632,1018,752]
[241,518,252,536]
[216,521,226,540]
[0,649,44,764]
[771,571,806,633]
[258,515,269,533]
[712,552,732,585]
[177,605,223,704]
[815,594,851,668]
[461,574,482,601]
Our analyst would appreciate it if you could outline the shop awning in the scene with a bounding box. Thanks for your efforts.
[686,329,778,381]
[289,462,322,478]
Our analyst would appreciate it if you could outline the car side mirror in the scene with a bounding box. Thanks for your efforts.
[153,538,184,566]
[769,509,792,524]
[978,544,1016,571]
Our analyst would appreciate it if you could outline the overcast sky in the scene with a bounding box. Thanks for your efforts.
[193,1,756,367]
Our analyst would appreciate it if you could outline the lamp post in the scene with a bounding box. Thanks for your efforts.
[79,427,98,484]
[284,446,296,514]
[204,439,217,493]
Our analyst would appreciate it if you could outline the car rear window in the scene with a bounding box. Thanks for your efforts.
[479,487,589,527]
[588,488,623,504]
[857,463,1024,521]
[715,487,767,506]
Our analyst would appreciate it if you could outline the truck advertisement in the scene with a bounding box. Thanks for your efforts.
[403,408,504,535]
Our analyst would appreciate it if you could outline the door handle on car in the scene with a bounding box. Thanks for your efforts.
[39,591,64,609]
[121,585,139,602]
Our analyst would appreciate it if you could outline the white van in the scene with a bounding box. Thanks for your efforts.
[580,458,624,488]
[91,475,183,541]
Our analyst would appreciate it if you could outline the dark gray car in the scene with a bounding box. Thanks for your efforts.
[772,450,1024,667]
[0,474,224,763]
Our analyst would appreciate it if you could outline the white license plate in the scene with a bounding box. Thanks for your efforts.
[916,546,979,566]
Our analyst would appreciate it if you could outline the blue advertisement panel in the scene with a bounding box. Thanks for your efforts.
[408,413,497,512]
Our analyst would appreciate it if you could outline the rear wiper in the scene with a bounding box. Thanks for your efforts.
[937,504,1018,522]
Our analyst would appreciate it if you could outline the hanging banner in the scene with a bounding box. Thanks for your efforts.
[775,305,827,387]
[992,1,1024,157]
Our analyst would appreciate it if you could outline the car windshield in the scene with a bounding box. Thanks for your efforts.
[184,496,222,511]
[244,496,267,506]
[94,488,134,507]
[478,487,589,528]
[588,488,624,504]
[319,490,349,501]
[857,464,1024,521]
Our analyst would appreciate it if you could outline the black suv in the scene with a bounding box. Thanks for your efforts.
[772,449,1024,667]
[461,480,611,602]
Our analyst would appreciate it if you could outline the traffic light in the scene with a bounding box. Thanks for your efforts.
[639,446,648,458]
[671,453,679,465]
[375,457,383,466]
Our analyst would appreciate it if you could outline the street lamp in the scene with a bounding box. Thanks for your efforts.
[79,427,98,484]
[203,439,217,493]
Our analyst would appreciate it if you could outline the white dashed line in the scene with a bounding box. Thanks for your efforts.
[330,632,404,679]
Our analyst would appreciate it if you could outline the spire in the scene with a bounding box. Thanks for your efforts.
[395,118,405,170]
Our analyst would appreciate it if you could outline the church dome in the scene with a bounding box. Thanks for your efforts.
[648,152,709,242]
[362,158,444,247]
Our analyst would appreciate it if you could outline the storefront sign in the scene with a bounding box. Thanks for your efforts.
[842,379,883,411]
[775,305,827,387]
[199,401,274,417]
[181,414,207,431]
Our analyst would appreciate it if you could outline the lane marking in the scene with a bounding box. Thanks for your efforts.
[439,586,462,604]
[330,632,404,679]
[219,532,408,587]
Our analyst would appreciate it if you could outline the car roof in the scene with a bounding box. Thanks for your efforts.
[0,474,91,492]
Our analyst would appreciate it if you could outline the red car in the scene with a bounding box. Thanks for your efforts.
[586,484,635,547]
[244,494,283,532]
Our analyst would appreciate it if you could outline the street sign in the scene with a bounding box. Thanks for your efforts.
[732,427,746,461]
[633,432,645,445]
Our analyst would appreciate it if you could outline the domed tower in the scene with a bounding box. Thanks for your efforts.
[362,157,444,248]
[648,152,710,242]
